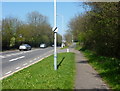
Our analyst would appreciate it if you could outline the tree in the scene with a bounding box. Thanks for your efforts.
[68,2,119,58]
[2,11,62,50]
[27,11,48,26]
[2,17,21,49]
[64,31,72,46]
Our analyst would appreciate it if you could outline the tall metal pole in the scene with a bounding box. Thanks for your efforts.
[54,0,57,70]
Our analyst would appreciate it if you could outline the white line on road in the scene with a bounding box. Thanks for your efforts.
[16,67,20,69]
[0,55,5,58]
[5,71,12,75]
[3,49,40,58]
[9,56,25,62]
[1,49,54,80]
[34,58,37,60]
[29,60,32,63]
[23,63,28,66]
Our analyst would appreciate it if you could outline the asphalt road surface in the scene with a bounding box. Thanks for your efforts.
[0,47,54,79]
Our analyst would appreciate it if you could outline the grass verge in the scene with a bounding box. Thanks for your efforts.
[82,50,120,90]
[2,52,75,89]
[60,46,68,49]
[75,42,82,50]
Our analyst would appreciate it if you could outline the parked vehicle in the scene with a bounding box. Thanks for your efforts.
[40,43,47,48]
[51,44,54,47]
[19,44,31,51]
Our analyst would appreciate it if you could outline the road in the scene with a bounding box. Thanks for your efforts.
[0,47,55,79]
[0,45,110,90]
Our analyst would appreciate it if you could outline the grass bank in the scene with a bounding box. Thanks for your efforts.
[2,53,75,89]
[60,46,68,49]
[82,50,120,90]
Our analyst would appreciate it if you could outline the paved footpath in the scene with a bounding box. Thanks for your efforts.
[70,49,110,90]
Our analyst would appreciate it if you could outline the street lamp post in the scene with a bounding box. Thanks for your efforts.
[53,0,57,70]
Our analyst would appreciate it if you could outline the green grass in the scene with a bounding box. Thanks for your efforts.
[82,50,120,90]
[2,53,75,89]
[60,46,68,49]
[75,42,82,51]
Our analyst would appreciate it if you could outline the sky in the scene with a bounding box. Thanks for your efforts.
[2,2,86,36]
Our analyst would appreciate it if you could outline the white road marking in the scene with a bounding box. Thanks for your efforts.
[6,55,11,57]
[2,49,40,58]
[1,49,54,80]
[0,55,5,58]
[29,60,32,63]
[16,67,20,69]
[5,71,12,75]
[34,58,37,60]
[5,52,24,57]
[23,63,28,66]
[9,56,25,62]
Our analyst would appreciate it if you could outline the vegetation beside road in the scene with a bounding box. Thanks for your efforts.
[65,2,119,59]
[60,46,68,49]
[65,2,119,89]
[1,11,62,50]
[2,52,75,89]
[75,42,82,51]
[76,44,120,90]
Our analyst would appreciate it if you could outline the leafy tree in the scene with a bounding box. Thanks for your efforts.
[68,2,119,58]
[2,17,20,49]
[64,31,72,46]
[2,11,62,50]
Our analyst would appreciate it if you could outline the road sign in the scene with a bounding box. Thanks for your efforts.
[52,27,58,33]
